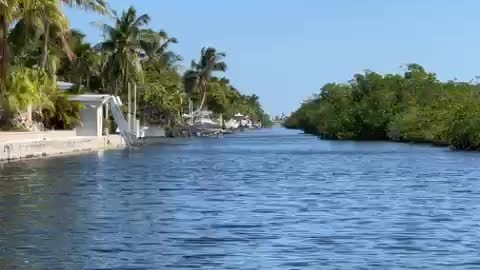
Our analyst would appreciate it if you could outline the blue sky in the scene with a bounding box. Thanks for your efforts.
[65,0,480,115]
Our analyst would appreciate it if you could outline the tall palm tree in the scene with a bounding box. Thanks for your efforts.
[0,0,110,92]
[139,29,180,72]
[184,47,227,115]
[40,0,111,70]
[99,6,150,95]
[64,38,101,91]
[0,0,68,92]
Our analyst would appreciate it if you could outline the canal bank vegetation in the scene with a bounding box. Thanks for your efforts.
[285,64,480,150]
[0,1,272,132]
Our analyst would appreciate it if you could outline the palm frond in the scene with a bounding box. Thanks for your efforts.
[213,62,227,72]
[133,14,151,28]
[61,0,113,15]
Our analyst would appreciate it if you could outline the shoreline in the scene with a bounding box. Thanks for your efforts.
[0,127,271,163]
[0,134,126,163]
[292,129,465,150]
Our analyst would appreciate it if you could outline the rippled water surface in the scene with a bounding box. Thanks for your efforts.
[2,128,480,269]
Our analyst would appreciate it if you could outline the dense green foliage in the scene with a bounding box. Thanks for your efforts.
[0,1,271,131]
[0,67,82,130]
[204,78,267,123]
[285,64,480,150]
[139,64,184,127]
[0,0,108,130]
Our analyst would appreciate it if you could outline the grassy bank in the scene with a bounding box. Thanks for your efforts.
[285,64,480,150]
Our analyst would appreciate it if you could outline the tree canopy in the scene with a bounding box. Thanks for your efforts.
[0,2,272,131]
[285,64,480,150]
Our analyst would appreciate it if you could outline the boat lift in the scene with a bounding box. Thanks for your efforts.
[70,94,140,148]
[106,96,139,147]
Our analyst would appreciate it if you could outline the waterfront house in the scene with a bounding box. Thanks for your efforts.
[0,93,129,162]
[69,95,111,137]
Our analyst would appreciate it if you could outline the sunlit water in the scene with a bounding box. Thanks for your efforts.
[2,128,480,269]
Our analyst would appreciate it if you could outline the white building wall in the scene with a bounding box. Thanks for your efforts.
[76,104,103,137]
[96,105,103,137]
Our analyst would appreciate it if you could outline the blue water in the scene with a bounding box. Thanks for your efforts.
[2,128,480,269]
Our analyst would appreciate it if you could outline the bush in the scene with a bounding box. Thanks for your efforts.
[0,67,82,130]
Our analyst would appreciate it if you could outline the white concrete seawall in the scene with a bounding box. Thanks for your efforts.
[0,133,125,162]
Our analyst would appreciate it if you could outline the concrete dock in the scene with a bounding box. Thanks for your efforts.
[0,131,125,162]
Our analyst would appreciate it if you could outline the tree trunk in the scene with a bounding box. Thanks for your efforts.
[0,12,9,94]
[77,77,82,93]
[41,22,50,70]
[123,60,129,95]
[123,61,132,130]
[127,82,132,131]
[133,82,137,131]
[114,80,118,95]
[197,89,207,113]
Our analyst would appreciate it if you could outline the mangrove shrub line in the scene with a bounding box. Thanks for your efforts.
[285,64,480,150]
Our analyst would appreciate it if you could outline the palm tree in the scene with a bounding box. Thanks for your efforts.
[99,6,150,95]
[40,0,111,70]
[99,6,149,130]
[0,0,68,92]
[64,37,101,91]
[0,0,110,92]
[184,47,227,115]
[61,0,110,13]
[139,30,180,72]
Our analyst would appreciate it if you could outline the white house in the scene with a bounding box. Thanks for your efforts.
[69,95,111,137]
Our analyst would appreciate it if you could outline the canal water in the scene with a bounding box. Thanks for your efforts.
[2,128,480,269]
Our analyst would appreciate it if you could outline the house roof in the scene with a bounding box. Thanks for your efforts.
[57,81,75,90]
[69,94,111,104]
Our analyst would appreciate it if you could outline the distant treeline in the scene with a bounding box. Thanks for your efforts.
[285,64,480,150]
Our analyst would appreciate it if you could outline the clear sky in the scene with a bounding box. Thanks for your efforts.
[65,0,480,116]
